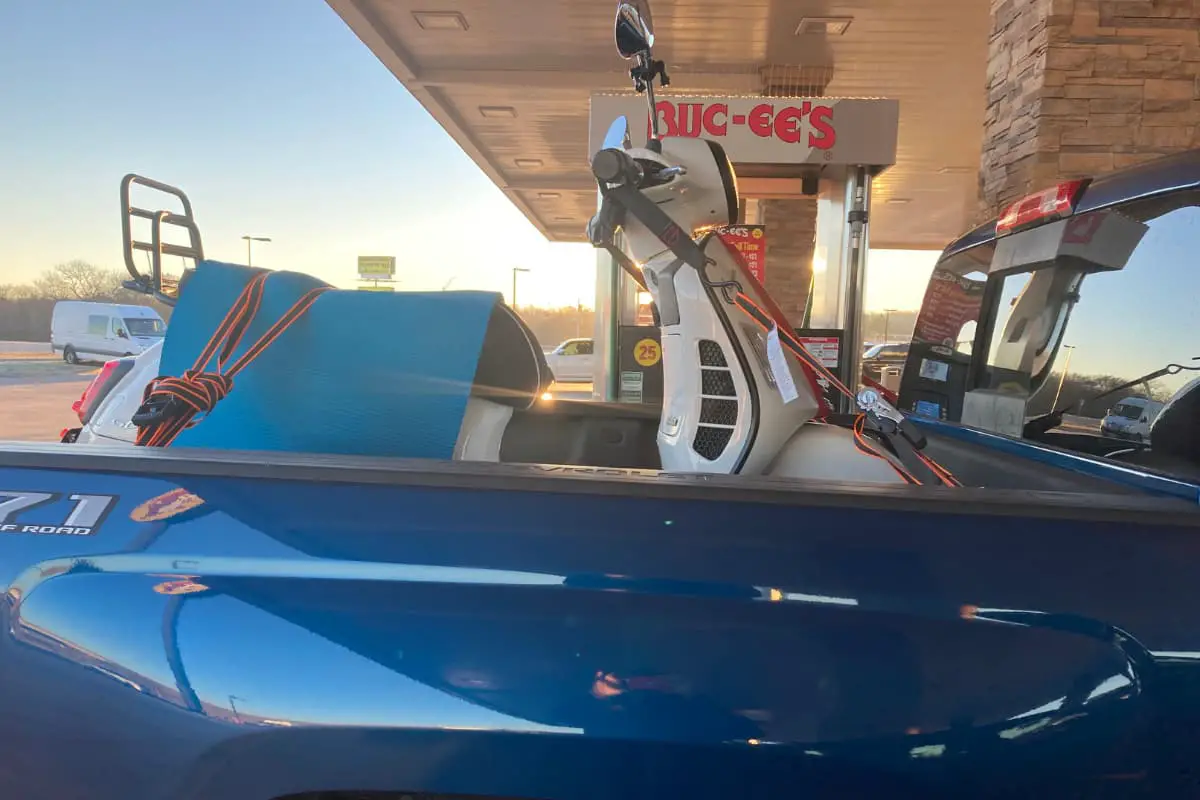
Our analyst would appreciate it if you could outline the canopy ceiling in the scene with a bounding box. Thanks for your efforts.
[327,0,989,250]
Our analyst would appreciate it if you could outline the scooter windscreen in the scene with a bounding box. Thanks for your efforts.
[705,138,738,227]
[602,115,632,151]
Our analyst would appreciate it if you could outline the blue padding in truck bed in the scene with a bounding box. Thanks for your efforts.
[158,261,500,460]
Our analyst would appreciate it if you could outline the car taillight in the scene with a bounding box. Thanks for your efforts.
[74,358,134,426]
[995,179,1087,237]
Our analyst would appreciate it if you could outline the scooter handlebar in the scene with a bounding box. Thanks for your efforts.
[591,148,639,185]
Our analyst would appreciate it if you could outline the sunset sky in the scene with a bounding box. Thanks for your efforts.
[0,0,939,311]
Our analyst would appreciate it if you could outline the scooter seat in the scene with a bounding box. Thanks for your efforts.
[157,261,550,460]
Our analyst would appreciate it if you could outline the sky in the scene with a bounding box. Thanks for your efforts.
[0,0,938,311]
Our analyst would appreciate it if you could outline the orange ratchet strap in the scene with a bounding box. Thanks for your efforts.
[133,271,328,447]
[731,288,961,488]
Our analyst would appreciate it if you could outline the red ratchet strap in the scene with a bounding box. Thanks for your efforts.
[712,236,831,418]
[730,285,961,488]
[133,271,328,447]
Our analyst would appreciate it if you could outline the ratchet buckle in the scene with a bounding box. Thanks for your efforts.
[856,388,928,451]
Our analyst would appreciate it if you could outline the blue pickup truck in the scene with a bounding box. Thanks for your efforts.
[1,151,1198,800]
[6,0,1200,776]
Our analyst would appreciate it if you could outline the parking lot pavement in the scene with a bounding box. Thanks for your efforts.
[0,358,95,387]
[0,358,94,442]
[0,340,52,355]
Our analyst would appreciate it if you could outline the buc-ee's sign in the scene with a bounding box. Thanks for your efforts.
[589,95,899,168]
[651,100,836,148]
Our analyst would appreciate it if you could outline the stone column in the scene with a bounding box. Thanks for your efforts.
[760,198,818,321]
[755,65,829,322]
[980,0,1200,218]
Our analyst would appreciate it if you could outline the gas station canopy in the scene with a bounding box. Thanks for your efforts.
[327,0,989,250]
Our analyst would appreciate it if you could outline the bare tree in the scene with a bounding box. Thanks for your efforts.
[32,260,127,300]
[0,284,38,301]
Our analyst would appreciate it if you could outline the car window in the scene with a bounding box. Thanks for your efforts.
[86,314,107,336]
[1111,402,1144,420]
[559,341,579,356]
[983,270,1036,391]
[125,317,165,336]
[1031,200,1200,424]
[110,318,126,337]
[576,340,594,356]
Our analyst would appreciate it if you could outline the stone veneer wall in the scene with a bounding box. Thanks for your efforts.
[755,70,827,322]
[980,0,1200,218]
[760,198,819,321]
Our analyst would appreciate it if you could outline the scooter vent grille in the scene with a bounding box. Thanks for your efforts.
[693,425,734,461]
[700,398,739,426]
[698,339,728,367]
[695,340,738,461]
[701,369,736,396]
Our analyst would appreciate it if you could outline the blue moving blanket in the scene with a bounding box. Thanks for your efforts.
[158,261,502,460]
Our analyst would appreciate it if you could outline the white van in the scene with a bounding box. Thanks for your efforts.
[51,301,165,364]
[1100,396,1164,444]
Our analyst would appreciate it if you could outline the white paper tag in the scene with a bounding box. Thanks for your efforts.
[766,325,799,404]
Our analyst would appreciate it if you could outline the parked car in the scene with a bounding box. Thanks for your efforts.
[544,337,595,382]
[50,300,165,364]
[60,342,160,445]
[861,341,909,379]
[1100,396,1164,443]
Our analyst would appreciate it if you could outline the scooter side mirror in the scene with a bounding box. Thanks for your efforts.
[614,2,654,59]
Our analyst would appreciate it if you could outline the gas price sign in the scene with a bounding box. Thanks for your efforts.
[716,225,767,284]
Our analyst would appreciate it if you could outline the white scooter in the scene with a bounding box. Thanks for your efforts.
[586,3,957,487]
[72,2,957,488]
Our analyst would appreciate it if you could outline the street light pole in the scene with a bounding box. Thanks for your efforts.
[511,267,530,308]
[241,235,272,267]
[882,308,899,343]
[1051,345,1076,410]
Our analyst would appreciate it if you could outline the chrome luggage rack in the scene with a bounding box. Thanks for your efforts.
[120,173,205,306]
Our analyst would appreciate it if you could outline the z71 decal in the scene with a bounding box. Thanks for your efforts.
[0,491,117,536]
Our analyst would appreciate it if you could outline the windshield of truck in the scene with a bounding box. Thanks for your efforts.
[1111,402,1144,420]
[124,318,165,337]
[975,192,1199,429]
